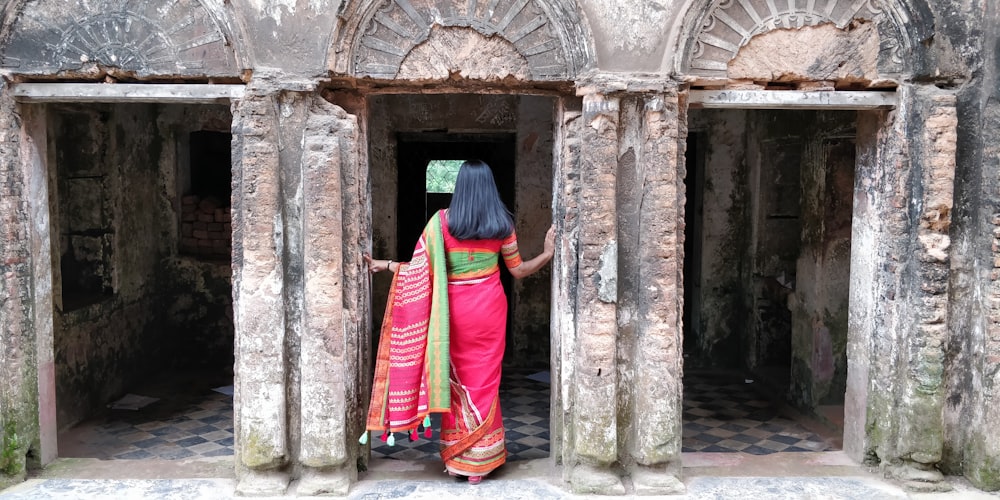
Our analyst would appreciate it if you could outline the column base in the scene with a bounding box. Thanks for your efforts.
[630,464,685,495]
[236,468,290,497]
[884,461,952,493]
[296,466,353,496]
[569,464,625,495]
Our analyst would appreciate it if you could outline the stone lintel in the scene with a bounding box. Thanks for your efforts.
[689,90,897,110]
[575,71,679,96]
[12,83,245,103]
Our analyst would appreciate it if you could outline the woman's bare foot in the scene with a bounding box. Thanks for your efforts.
[468,475,483,485]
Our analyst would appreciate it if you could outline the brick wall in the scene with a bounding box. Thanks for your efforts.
[180,195,232,258]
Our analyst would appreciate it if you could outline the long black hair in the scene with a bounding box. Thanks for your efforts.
[447,159,514,240]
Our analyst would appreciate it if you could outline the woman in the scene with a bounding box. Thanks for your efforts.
[363,159,554,484]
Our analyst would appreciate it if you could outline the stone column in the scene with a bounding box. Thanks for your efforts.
[566,91,623,495]
[297,95,368,496]
[888,85,956,491]
[0,79,37,490]
[846,84,956,492]
[232,82,290,496]
[560,80,689,495]
[627,90,686,494]
[551,95,582,467]
[22,102,57,469]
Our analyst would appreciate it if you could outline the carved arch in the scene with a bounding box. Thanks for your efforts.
[673,0,934,81]
[0,0,247,77]
[332,0,595,81]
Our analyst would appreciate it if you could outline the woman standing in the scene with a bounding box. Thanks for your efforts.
[364,159,554,484]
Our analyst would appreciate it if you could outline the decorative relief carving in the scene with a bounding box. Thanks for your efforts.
[475,96,516,126]
[2,0,237,75]
[685,0,906,79]
[342,0,592,81]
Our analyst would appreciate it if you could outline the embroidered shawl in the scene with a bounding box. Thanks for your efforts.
[366,211,450,432]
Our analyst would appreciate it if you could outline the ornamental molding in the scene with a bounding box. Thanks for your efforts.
[1,0,240,77]
[682,0,915,79]
[334,0,594,81]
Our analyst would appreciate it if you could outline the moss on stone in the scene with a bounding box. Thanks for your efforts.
[966,434,1000,491]
[1,420,24,477]
[969,459,1000,491]
[242,428,281,469]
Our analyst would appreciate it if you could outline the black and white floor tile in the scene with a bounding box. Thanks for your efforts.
[370,371,551,462]
[682,373,835,454]
[60,370,835,462]
[59,389,235,460]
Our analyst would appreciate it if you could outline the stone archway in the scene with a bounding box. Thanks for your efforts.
[669,0,957,491]
[331,0,594,80]
[0,0,249,485]
[0,0,247,76]
[672,0,935,83]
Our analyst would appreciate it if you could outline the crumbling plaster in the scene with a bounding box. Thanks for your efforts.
[0,0,997,496]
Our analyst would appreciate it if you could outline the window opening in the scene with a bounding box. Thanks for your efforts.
[180,131,232,259]
[426,159,463,193]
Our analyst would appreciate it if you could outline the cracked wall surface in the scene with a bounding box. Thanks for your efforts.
[0,0,998,496]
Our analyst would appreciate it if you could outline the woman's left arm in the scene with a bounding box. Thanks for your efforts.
[508,225,555,280]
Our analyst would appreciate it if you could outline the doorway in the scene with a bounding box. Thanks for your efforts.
[681,108,857,454]
[395,133,516,262]
[365,93,555,465]
[39,102,236,464]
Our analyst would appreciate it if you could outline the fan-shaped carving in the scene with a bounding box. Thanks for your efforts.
[1,0,239,76]
[683,0,909,79]
[335,0,593,81]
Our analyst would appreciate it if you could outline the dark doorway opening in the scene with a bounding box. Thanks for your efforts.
[683,132,706,363]
[681,109,856,455]
[395,133,516,259]
[47,103,236,465]
[395,133,517,339]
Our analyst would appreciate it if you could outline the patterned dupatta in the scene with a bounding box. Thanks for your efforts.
[366,211,450,433]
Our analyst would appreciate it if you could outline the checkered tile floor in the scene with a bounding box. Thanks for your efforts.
[60,371,834,462]
[682,373,836,454]
[59,379,234,461]
[371,371,551,462]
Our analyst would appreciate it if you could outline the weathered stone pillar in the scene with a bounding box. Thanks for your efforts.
[565,90,623,495]
[297,95,368,496]
[22,101,57,469]
[627,90,686,495]
[233,80,369,496]
[0,80,36,490]
[846,84,956,492]
[551,95,581,469]
[560,78,688,495]
[232,81,290,496]
[0,81,57,487]
[890,86,955,490]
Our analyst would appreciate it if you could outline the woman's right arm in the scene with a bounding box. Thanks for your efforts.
[508,225,555,280]
[363,254,402,274]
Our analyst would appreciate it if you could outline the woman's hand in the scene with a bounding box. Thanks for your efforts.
[363,254,392,273]
[543,225,555,257]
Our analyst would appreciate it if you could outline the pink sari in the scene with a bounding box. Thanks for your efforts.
[366,210,521,476]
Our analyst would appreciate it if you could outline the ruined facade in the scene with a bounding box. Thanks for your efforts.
[0,0,998,496]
